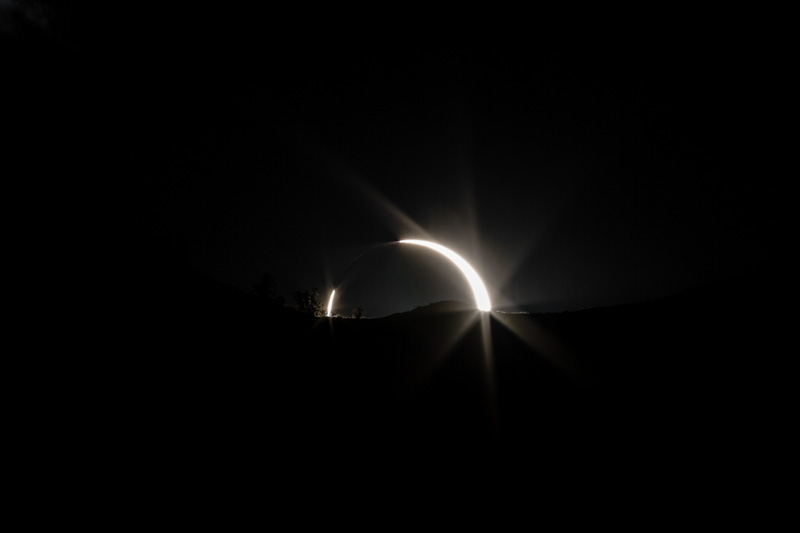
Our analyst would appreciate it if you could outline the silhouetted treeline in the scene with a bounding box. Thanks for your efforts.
[251,273,285,309]
[251,273,370,318]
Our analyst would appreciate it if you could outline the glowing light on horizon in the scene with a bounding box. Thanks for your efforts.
[327,239,491,316]
[327,289,335,317]
[399,239,491,311]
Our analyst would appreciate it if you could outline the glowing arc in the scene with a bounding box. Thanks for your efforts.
[399,239,491,312]
[326,240,491,316]
[327,290,335,317]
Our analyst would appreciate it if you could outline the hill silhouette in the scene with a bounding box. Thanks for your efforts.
[108,262,788,492]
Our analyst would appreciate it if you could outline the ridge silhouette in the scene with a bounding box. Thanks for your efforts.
[110,260,787,488]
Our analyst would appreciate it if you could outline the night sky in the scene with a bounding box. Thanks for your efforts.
[5,4,784,317]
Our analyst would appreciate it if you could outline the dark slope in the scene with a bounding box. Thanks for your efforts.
[116,264,789,471]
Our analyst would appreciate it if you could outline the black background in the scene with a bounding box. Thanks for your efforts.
[4,3,787,315]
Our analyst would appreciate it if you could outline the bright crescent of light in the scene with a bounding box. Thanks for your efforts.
[327,289,335,317]
[398,239,491,312]
[326,240,491,316]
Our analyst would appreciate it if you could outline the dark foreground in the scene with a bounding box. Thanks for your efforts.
[69,263,790,507]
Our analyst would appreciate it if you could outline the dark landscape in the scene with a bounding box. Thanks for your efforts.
[119,258,788,489]
[5,1,791,512]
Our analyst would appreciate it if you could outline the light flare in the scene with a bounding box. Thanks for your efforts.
[399,239,491,311]
[327,239,492,316]
[327,289,336,317]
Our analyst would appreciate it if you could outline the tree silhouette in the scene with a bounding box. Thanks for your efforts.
[292,287,324,317]
[352,304,365,319]
[252,273,285,308]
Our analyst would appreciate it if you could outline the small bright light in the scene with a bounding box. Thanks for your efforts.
[399,239,491,311]
[327,289,335,317]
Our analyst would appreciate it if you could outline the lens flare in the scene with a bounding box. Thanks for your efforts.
[327,239,492,316]
[327,289,336,317]
[399,239,491,311]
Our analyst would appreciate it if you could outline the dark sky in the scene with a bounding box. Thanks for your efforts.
[5,3,785,317]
